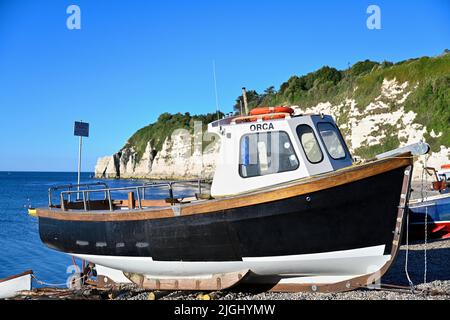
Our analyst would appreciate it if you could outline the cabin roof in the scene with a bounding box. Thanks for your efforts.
[209,113,325,128]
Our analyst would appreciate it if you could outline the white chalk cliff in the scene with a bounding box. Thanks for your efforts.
[95,131,220,180]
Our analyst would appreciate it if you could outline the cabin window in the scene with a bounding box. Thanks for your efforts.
[296,125,323,164]
[239,131,299,178]
[317,122,346,159]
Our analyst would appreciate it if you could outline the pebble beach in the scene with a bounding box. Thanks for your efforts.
[12,238,450,300]
[119,238,450,300]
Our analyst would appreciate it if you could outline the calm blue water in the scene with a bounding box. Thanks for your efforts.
[0,172,196,287]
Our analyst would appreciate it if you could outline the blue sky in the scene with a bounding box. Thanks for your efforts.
[0,0,449,171]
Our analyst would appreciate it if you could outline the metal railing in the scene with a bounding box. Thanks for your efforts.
[52,179,210,212]
[48,182,109,207]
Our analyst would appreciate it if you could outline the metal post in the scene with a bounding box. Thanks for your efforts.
[242,87,249,115]
[136,187,142,209]
[107,190,113,212]
[48,189,52,207]
[168,183,174,202]
[77,136,83,200]
[61,194,65,211]
[83,191,87,211]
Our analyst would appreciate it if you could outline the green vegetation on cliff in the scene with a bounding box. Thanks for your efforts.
[125,112,222,161]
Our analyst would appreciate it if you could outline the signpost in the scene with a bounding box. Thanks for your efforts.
[74,121,89,200]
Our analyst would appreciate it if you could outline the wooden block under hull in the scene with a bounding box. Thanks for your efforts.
[232,271,385,293]
[124,269,250,291]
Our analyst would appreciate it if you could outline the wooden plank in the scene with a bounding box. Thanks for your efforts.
[128,192,135,210]
[125,269,250,291]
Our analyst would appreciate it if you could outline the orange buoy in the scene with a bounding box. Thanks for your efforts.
[232,106,294,124]
[249,106,294,116]
[262,113,287,120]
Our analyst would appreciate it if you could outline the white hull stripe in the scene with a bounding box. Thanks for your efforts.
[242,245,385,262]
[74,245,389,280]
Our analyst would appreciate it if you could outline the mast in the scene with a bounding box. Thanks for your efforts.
[213,60,220,120]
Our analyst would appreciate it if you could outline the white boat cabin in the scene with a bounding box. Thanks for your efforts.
[208,109,353,197]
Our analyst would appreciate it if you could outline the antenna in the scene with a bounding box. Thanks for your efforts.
[212,60,220,120]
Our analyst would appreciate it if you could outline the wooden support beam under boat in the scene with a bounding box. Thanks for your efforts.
[124,269,250,291]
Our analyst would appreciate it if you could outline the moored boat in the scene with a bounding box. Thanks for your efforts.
[33,107,427,292]
[0,270,33,299]
[409,193,450,239]
[408,165,450,239]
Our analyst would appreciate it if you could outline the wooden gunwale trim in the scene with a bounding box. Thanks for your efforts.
[0,270,33,284]
[36,155,413,222]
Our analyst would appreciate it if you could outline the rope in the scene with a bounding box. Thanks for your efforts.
[421,158,428,288]
[402,155,420,294]
[403,153,433,294]
[424,206,428,285]
[31,273,89,288]
[30,255,93,288]
[404,208,415,293]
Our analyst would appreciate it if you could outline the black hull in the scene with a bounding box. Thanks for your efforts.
[39,166,408,262]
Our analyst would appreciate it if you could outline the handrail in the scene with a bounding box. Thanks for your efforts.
[57,179,211,212]
[48,182,109,207]
[49,182,109,191]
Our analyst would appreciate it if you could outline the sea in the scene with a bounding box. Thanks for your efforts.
[0,171,196,288]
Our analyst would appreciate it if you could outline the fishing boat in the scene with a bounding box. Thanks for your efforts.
[408,165,450,239]
[0,270,33,299]
[33,107,428,292]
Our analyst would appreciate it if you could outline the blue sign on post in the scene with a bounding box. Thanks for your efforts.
[74,121,89,137]
[74,121,89,199]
